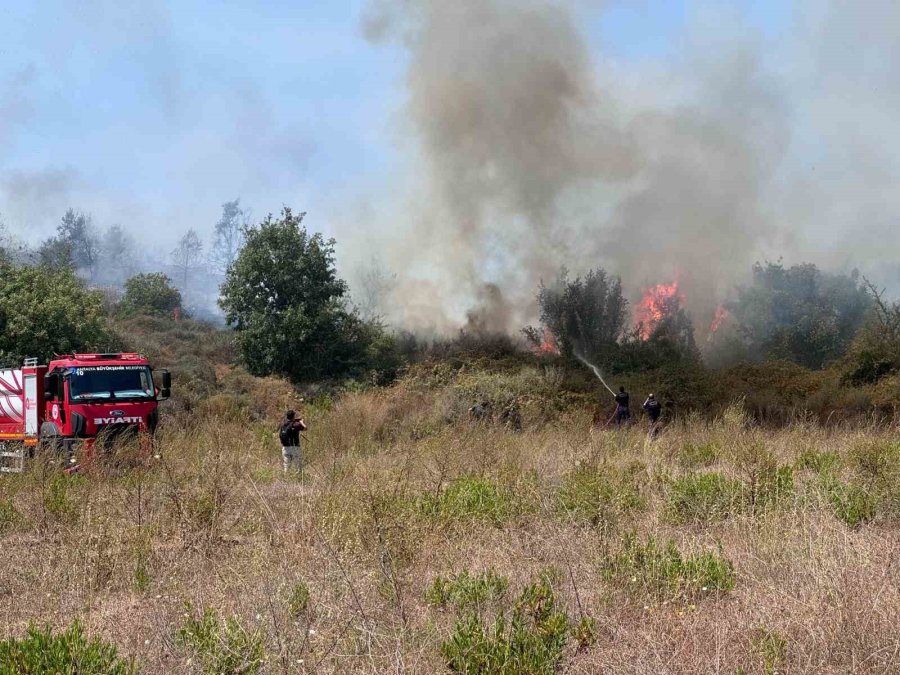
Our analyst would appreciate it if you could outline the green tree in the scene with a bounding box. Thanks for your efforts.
[0,260,115,363]
[730,262,871,368]
[219,208,386,381]
[121,272,183,317]
[524,267,628,364]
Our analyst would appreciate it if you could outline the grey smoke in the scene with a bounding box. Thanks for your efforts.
[352,0,900,334]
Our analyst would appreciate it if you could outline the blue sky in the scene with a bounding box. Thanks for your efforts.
[0,0,790,247]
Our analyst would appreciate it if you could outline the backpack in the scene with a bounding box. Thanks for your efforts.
[278,422,293,446]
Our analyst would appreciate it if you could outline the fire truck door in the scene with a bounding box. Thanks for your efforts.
[24,374,38,438]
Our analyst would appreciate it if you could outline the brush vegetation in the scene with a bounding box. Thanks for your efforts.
[2,346,900,673]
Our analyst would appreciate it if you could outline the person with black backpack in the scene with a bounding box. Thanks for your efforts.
[278,409,307,475]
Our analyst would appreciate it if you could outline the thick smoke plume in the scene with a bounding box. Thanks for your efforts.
[353,0,898,335]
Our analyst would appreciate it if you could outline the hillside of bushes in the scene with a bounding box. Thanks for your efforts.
[2,364,899,673]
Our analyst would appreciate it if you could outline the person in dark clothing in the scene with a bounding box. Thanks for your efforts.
[612,386,631,427]
[642,393,662,439]
[278,409,307,475]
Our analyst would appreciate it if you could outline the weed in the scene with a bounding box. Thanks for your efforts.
[133,557,151,594]
[287,581,311,619]
[824,479,878,528]
[795,449,840,474]
[666,472,743,524]
[426,570,509,612]
[420,476,520,526]
[851,440,900,484]
[250,466,276,485]
[601,534,736,601]
[557,462,644,530]
[732,443,795,513]
[720,401,749,431]
[0,499,19,533]
[439,576,570,675]
[0,620,136,674]
[675,442,720,469]
[750,625,788,675]
[175,603,266,675]
[570,616,599,651]
[42,473,83,524]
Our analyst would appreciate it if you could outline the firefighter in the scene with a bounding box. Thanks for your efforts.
[642,393,662,439]
[499,398,522,432]
[468,400,492,425]
[278,409,307,475]
[612,386,631,427]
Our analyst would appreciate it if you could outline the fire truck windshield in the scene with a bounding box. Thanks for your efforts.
[68,366,155,401]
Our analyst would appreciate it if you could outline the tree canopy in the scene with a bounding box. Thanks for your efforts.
[219,208,391,381]
[729,262,871,368]
[525,267,628,363]
[0,260,115,364]
[121,272,183,317]
[37,209,100,280]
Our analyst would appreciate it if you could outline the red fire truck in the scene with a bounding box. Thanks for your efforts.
[0,353,170,473]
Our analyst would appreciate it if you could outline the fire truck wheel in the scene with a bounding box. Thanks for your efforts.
[39,423,64,456]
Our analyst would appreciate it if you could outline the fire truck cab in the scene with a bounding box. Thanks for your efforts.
[0,353,170,472]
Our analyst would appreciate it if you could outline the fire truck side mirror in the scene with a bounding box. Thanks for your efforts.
[44,373,63,400]
[158,370,171,399]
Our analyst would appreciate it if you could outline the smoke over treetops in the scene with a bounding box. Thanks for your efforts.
[342,0,898,335]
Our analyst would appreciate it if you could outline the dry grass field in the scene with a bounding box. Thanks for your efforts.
[1,363,899,674]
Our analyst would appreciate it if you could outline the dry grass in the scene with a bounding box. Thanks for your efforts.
[1,377,900,674]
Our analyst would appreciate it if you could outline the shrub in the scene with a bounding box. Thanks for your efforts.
[0,260,115,363]
[732,443,795,513]
[845,440,900,518]
[175,603,265,675]
[666,472,743,524]
[749,625,788,675]
[557,462,644,529]
[795,449,841,474]
[570,616,599,652]
[850,440,900,484]
[439,576,570,675]
[0,620,136,674]
[675,442,720,469]
[287,581,311,618]
[523,267,627,364]
[120,273,182,317]
[728,261,870,368]
[42,473,83,524]
[824,479,878,528]
[601,534,736,601]
[420,476,520,526]
[426,570,509,612]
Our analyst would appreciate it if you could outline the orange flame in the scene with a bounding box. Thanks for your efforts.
[635,280,682,340]
[538,327,561,355]
[709,304,729,334]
